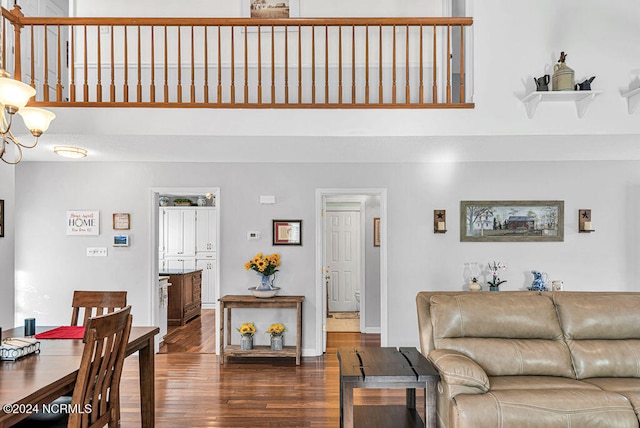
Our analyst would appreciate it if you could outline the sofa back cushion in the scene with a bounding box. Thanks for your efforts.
[555,292,640,379]
[430,294,574,377]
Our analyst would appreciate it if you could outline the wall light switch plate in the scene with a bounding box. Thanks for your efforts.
[87,247,107,256]
[247,231,261,240]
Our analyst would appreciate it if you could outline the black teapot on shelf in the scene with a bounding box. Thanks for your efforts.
[575,76,596,91]
[534,74,550,91]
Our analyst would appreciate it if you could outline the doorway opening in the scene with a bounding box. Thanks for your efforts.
[315,188,388,354]
[149,187,220,355]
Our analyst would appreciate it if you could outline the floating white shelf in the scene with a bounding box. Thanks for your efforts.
[621,88,640,114]
[521,90,603,119]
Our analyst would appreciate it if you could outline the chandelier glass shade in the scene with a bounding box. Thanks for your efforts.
[0,75,55,164]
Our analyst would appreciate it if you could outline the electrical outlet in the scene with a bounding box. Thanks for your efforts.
[247,231,261,240]
[87,247,107,257]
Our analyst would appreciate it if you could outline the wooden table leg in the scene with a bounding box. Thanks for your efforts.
[296,301,302,365]
[340,382,354,428]
[424,380,438,428]
[218,302,225,364]
[138,335,155,428]
[406,387,416,410]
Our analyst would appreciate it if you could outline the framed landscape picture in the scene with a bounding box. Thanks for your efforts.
[460,200,564,242]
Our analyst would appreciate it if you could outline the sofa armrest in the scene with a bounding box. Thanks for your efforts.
[428,349,490,396]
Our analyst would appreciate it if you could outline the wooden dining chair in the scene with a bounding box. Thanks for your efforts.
[70,290,127,326]
[15,306,133,428]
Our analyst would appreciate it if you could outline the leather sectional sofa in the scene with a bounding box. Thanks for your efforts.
[416,291,640,427]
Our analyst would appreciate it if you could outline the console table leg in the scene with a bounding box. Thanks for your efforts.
[219,304,225,364]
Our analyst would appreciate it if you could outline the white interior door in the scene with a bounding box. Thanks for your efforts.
[326,210,360,312]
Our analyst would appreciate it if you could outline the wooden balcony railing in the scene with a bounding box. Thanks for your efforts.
[1,5,473,109]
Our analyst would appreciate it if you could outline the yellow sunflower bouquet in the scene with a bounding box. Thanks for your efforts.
[236,322,256,337]
[266,323,286,337]
[244,252,281,276]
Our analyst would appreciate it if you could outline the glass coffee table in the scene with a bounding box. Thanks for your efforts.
[337,347,440,428]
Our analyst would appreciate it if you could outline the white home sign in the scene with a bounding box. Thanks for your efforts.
[67,211,100,235]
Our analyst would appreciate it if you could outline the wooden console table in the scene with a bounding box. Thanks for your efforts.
[218,295,304,365]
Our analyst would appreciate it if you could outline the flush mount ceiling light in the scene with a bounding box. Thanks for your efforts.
[54,145,87,159]
[0,70,56,164]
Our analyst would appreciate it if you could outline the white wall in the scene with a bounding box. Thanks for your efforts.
[14,159,640,350]
[0,165,14,329]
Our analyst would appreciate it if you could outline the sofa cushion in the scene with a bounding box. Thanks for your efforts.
[583,378,640,417]
[430,294,574,377]
[555,293,640,379]
[489,375,601,391]
[451,389,638,428]
[428,349,490,396]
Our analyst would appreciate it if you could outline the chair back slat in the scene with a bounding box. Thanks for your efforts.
[70,291,127,326]
[68,305,132,428]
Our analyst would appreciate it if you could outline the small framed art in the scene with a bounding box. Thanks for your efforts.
[112,213,130,230]
[273,219,302,245]
[0,199,4,238]
[373,217,380,247]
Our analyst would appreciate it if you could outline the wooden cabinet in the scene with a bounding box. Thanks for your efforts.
[167,270,202,326]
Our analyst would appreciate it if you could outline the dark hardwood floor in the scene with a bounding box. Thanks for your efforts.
[120,309,423,427]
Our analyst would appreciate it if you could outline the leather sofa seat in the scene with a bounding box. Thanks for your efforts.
[417,291,640,428]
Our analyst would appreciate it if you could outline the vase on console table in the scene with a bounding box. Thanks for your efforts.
[257,273,275,291]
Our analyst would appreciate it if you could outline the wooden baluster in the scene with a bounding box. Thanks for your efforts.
[405,24,410,104]
[338,26,342,104]
[432,25,437,104]
[243,25,248,103]
[70,24,76,102]
[1,19,5,75]
[124,25,129,102]
[419,24,423,104]
[311,25,315,104]
[257,25,262,104]
[204,26,209,103]
[56,25,62,102]
[391,24,396,104]
[446,24,451,104]
[29,26,34,88]
[271,25,275,103]
[43,24,49,101]
[110,25,115,102]
[10,6,22,82]
[190,26,195,103]
[150,26,155,103]
[285,26,289,104]
[297,25,301,104]
[459,25,465,103]
[176,26,181,103]
[217,26,222,104]
[351,25,355,104]
[96,25,102,102]
[83,25,88,102]
[231,26,236,104]
[325,25,328,104]
[365,25,369,104]
[137,26,142,102]
[379,25,383,104]
[163,26,168,103]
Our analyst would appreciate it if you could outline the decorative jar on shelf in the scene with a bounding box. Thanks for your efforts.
[469,278,482,292]
[552,51,575,91]
[241,335,253,350]
[270,335,284,351]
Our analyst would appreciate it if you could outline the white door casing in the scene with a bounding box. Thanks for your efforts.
[326,210,360,312]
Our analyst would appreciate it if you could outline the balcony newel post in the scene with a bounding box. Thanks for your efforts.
[9,4,23,81]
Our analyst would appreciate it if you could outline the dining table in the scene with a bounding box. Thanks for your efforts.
[0,325,159,428]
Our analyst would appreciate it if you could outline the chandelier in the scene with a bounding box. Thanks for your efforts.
[0,70,55,164]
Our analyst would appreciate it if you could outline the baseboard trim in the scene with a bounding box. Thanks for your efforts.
[364,327,381,334]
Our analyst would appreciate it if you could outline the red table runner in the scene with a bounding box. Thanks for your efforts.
[35,326,86,339]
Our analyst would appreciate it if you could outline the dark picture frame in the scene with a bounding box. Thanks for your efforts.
[273,219,302,245]
[0,199,4,237]
[112,213,130,230]
[460,200,564,242]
